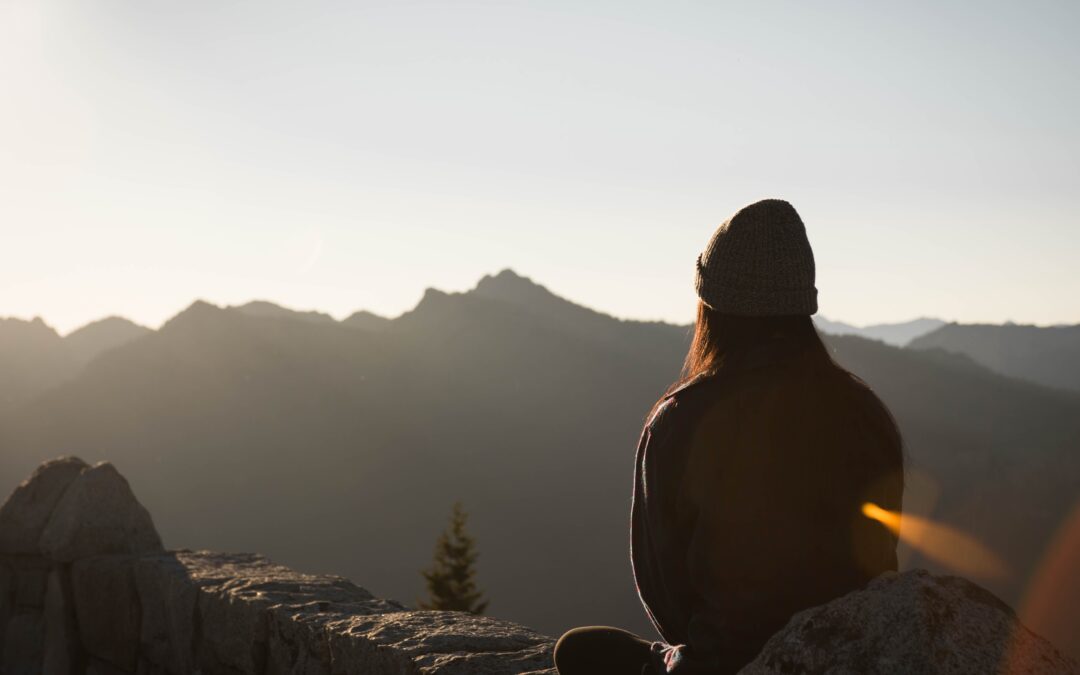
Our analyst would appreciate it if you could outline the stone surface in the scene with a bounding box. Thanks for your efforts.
[39,462,163,562]
[135,549,556,675]
[739,569,1080,675]
[7,555,50,608]
[135,553,202,675]
[185,550,379,675]
[11,456,1077,675]
[43,567,82,675]
[0,559,12,636]
[86,656,132,675]
[327,609,556,675]
[136,657,169,675]
[0,456,87,555]
[72,555,141,672]
[0,458,564,675]
[0,557,11,617]
[415,643,556,675]
[2,610,45,675]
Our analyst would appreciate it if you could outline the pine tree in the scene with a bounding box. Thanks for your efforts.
[418,500,489,614]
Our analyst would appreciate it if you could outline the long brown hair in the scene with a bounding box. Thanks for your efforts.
[648,301,904,480]
[647,301,833,421]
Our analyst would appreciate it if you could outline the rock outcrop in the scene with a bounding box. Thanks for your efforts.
[0,457,89,554]
[0,457,557,675]
[743,569,1078,674]
[1,457,1077,674]
[39,462,164,562]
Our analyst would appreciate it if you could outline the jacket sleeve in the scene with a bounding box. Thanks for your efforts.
[635,398,700,644]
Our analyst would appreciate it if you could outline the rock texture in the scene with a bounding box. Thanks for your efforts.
[740,569,1079,675]
[39,462,163,562]
[43,569,80,675]
[0,457,556,675]
[0,456,88,554]
[3,457,1077,675]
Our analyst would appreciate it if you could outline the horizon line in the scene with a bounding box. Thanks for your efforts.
[8,266,1075,337]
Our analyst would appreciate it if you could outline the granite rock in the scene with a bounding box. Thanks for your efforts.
[739,569,1079,675]
[8,555,50,608]
[0,457,87,555]
[39,462,163,562]
[134,552,202,675]
[0,560,11,643]
[43,567,81,675]
[3,611,45,675]
[327,608,556,674]
[72,555,142,672]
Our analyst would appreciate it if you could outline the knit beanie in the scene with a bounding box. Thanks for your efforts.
[694,198,818,316]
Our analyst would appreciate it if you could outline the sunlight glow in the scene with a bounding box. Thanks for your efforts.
[862,502,1009,580]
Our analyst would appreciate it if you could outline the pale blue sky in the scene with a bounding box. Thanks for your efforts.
[2,0,1077,334]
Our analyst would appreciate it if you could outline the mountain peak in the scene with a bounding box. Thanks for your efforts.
[343,310,390,331]
[64,316,152,367]
[471,269,557,305]
[160,300,225,331]
[232,300,335,324]
[65,315,149,336]
[0,316,60,340]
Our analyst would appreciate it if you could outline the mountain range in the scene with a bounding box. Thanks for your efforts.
[812,316,946,347]
[909,322,1080,392]
[0,269,1077,658]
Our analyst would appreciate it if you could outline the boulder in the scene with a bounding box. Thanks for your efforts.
[38,462,163,562]
[8,555,50,608]
[2,611,45,675]
[0,457,87,555]
[739,569,1079,675]
[43,568,81,675]
[72,555,142,672]
[135,553,203,675]
[0,560,11,640]
[86,656,132,675]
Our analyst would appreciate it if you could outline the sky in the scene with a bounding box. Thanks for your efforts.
[1,0,1077,334]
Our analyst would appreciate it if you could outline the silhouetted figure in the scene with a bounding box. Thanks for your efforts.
[554,199,904,674]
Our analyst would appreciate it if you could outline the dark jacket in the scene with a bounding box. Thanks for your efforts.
[630,336,904,674]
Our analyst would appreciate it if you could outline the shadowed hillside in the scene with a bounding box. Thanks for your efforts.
[813,316,945,346]
[0,315,149,414]
[64,316,152,368]
[910,322,1080,392]
[0,269,1077,657]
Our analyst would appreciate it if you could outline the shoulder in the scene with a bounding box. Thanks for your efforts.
[662,372,715,402]
[829,367,894,421]
[820,365,903,455]
[646,372,730,435]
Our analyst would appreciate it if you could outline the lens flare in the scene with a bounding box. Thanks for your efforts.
[1016,500,1080,661]
[862,502,1009,580]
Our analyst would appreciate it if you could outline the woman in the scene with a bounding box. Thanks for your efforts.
[554,198,905,674]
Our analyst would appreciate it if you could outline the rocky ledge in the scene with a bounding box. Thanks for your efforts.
[0,457,1076,674]
[0,457,555,675]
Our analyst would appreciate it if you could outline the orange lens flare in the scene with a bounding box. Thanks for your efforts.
[862,502,1009,580]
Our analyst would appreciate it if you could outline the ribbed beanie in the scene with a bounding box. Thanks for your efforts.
[694,198,818,316]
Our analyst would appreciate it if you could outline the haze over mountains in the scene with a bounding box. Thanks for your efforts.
[0,315,150,413]
[909,323,1080,393]
[1,269,1077,658]
[812,316,946,347]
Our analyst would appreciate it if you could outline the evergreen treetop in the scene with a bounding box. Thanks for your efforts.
[418,500,489,614]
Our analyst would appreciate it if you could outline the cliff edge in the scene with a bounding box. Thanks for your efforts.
[1,458,1075,674]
